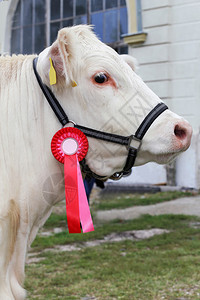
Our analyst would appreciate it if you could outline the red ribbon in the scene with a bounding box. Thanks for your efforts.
[64,154,81,233]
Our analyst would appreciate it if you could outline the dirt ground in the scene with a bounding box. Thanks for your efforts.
[96,196,200,221]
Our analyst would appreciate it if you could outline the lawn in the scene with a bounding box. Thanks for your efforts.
[25,191,200,300]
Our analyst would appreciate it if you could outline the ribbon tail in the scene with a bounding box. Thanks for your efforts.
[64,154,81,233]
[77,159,94,233]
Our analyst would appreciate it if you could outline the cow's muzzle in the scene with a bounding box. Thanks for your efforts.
[174,121,193,152]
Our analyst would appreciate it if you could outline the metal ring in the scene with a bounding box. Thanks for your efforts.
[68,120,77,125]
[63,120,77,128]
[110,172,124,181]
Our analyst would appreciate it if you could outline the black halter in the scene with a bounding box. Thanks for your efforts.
[33,57,168,180]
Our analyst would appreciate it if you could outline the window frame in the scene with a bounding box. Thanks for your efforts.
[8,0,142,54]
[122,0,147,45]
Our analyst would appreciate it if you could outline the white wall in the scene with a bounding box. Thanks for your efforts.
[170,0,200,188]
[170,1,200,130]
[128,0,200,188]
[109,162,167,186]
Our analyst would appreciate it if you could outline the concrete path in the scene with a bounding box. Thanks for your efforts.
[96,196,200,221]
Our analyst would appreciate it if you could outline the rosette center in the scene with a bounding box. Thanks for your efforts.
[62,138,78,155]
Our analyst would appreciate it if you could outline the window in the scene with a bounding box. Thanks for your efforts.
[11,0,46,54]
[90,0,128,53]
[11,0,128,55]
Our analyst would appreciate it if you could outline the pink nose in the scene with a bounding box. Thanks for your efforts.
[174,121,193,150]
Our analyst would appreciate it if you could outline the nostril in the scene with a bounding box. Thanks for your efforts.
[174,124,187,140]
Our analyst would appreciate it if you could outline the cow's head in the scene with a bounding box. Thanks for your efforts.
[37,25,192,178]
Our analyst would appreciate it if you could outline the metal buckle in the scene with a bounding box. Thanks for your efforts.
[127,135,142,151]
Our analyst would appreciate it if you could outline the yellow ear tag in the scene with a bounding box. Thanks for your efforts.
[71,80,77,87]
[49,57,57,85]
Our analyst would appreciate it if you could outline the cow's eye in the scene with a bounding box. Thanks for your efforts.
[94,73,108,84]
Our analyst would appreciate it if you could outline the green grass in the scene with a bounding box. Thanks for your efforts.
[32,213,197,251]
[26,214,200,299]
[25,191,200,299]
[93,191,197,211]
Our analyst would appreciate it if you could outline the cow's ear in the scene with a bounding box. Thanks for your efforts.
[49,28,76,86]
[121,54,139,72]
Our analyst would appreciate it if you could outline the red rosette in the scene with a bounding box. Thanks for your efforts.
[51,127,89,164]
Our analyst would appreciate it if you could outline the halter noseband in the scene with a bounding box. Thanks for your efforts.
[33,57,168,180]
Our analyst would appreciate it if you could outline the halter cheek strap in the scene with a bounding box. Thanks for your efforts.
[33,57,168,180]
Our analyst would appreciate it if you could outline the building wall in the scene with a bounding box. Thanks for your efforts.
[128,0,200,188]
[170,0,200,188]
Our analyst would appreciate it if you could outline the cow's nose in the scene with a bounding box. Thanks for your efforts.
[174,121,193,150]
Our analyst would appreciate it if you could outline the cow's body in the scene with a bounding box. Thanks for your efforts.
[0,26,192,299]
[0,54,64,299]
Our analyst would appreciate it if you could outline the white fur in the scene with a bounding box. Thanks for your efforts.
[0,25,192,299]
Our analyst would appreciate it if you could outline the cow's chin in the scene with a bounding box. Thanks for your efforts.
[153,152,179,165]
[136,150,181,166]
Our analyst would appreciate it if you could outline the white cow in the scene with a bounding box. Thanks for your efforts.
[0,25,192,299]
